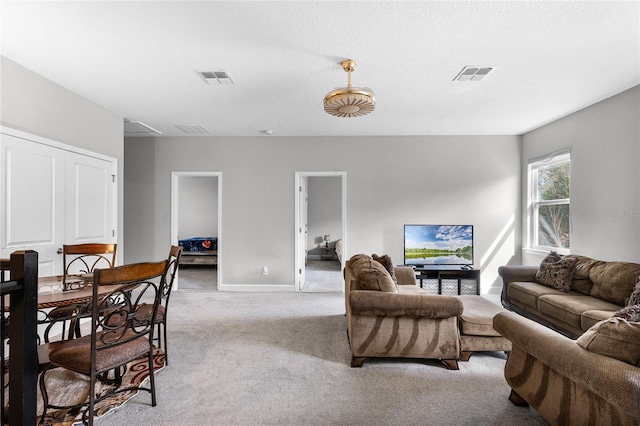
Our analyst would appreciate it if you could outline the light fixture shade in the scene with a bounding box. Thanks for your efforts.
[323,234,331,242]
[324,88,376,118]
[324,59,375,118]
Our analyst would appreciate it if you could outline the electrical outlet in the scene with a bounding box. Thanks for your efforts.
[262,266,268,276]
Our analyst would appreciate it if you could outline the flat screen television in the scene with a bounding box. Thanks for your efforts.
[404,225,474,267]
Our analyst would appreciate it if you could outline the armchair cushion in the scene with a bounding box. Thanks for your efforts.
[349,254,398,293]
[535,251,579,292]
[576,317,640,366]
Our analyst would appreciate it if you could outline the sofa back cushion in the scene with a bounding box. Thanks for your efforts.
[589,261,640,306]
[349,254,398,293]
[570,256,601,295]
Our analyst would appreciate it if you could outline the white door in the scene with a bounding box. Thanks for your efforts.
[297,177,308,290]
[1,131,117,276]
[1,134,64,276]
[65,152,116,244]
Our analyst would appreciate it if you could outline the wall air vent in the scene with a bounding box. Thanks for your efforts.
[176,125,211,134]
[453,66,495,82]
[198,70,234,85]
[123,120,162,135]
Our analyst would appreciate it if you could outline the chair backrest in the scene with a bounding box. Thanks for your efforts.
[90,260,167,356]
[63,243,117,290]
[162,245,183,306]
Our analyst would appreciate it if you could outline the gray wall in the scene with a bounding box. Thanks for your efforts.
[124,135,521,293]
[521,85,640,265]
[178,176,219,240]
[307,176,341,257]
[0,56,125,262]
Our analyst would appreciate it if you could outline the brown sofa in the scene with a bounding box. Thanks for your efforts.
[499,255,640,338]
[345,254,463,369]
[494,311,640,426]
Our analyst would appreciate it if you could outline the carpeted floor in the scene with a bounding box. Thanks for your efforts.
[100,291,547,425]
[302,259,342,292]
[177,265,218,291]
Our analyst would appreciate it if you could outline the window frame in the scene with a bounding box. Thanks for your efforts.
[527,149,571,254]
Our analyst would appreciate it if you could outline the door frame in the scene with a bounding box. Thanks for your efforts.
[170,171,222,290]
[294,171,346,292]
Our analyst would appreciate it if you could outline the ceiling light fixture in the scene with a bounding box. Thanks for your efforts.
[323,59,375,118]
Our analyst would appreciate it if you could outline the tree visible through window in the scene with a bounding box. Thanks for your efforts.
[529,152,570,251]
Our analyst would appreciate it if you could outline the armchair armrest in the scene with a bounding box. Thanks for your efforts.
[349,290,463,319]
[394,266,417,286]
[493,312,640,415]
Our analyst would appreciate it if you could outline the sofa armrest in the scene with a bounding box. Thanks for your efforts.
[498,265,539,308]
[493,311,640,414]
[394,266,417,286]
[349,290,463,318]
[498,265,539,284]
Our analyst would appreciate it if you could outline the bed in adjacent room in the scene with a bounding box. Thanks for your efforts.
[178,237,218,266]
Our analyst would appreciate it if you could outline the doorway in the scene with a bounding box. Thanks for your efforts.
[171,172,221,290]
[294,172,346,292]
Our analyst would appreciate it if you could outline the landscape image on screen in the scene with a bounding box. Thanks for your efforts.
[404,225,473,266]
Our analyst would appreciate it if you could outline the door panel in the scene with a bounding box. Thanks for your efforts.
[1,134,64,276]
[65,153,115,243]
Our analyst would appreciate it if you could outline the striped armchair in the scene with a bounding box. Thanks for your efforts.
[344,254,463,369]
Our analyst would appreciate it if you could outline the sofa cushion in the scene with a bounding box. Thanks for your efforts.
[626,275,640,306]
[589,261,640,306]
[535,251,579,292]
[349,254,398,293]
[538,293,621,331]
[507,281,565,310]
[371,254,397,284]
[570,256,601,295]
[581,309,620,331]
[576,318,640,366]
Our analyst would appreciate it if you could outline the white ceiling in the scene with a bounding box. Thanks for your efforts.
[1,1,639,137]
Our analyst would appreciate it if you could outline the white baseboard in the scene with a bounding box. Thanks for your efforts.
[218,283,296,292]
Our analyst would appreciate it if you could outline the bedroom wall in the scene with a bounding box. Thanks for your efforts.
[521,85,640,265]
[0,56,125,263]
[124,135,521,293]
[307,176,342,258]
[178,176,219,240]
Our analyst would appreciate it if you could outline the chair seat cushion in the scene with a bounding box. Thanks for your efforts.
[136,304,165,324]
[49,331,151,374]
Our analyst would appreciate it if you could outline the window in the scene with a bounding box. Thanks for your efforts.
[528,150,571,252]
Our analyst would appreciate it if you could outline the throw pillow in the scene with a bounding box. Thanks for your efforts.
[626,275,640,307]
[535,251,579,292]
[613,304,640,322]
[576,317,640,366]
[371,254,397,284]
[349,254,398,293]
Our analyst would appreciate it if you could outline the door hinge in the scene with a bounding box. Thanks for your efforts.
[299,269,302,274]
[112,229,115,237]
[112,175,116,183]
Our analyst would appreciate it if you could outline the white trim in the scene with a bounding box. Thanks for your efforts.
[218,283,295,292]
[171,171,222,291]
[294,171,346,293]
[1,126,117,163]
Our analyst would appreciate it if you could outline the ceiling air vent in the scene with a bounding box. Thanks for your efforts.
[453,66,495,82]
[198,70,234,85]
[175,125,211,134]
[123,120,162,135]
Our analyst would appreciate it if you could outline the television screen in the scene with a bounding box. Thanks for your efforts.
[404,225,474,266]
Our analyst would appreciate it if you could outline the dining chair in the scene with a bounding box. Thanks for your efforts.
[135,245,183,364]
[38,259,168,426]
[62,243,117,291]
